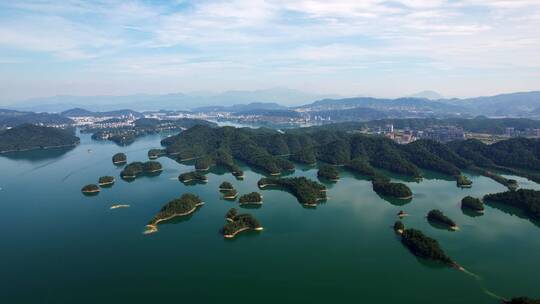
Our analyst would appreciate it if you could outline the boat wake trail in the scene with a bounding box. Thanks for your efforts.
[483,288,507,302]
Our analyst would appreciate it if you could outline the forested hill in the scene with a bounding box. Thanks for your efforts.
[0,124,80,153]
[161,125,540,183]
[0,109,73,127]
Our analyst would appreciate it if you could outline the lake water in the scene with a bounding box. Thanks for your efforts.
[1,132,539,304]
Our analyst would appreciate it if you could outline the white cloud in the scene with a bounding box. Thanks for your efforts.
[0,0,539,99]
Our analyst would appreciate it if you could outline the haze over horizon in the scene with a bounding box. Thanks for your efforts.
[1,0,540,103]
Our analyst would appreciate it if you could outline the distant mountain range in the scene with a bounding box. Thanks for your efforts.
[61,108,143,118]
[7,88,340,112]
[2,90,540,126]
[192,102,286,113]
[0,109,73,127]
[297,91,540,119]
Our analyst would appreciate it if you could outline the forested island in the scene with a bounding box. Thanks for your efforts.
[317,164,340,181]
[238,192,263,205]
[145,193,204,234]
[148,149,164,159]
[400,228,455,266]
[98,176,115,187]
[81,184,100,194]
[219,182,237,199]
[372,175,412,199]
[484,189,540,220]
[179,171,208,183]
[393,220,405,234]
[258,177,326,207]
[120,161,163,179]
[222,208,263,238]
[456,175,473,188]
[219,181,234,191]
[461,196,485,213]
[0,124,79,153]
[157,124,540,190]
[427,209,458,230]
[112,152,127,164]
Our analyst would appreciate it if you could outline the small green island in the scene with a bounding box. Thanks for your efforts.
[222,208,263,238]
[317,164,340,181]
[98,176,115,187]
[179,171,208,183]
[238,192,263,205]
[427,209,458,230]
[145,193,204,234]
[393,220,405,234]
[484,189,540,220]
[81,184,100,194]
[461,196,485,214]
[219,181,234,191]
[372,175,413,199]
[219,182,237,199]
[120,161,163,179]
[148,149,165,160]
[456,174,472,188]
[400,228,456,267]
[258,176,326,207]
[112,152,127,165]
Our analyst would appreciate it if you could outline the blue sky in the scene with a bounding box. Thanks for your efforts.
[0,0,539,103]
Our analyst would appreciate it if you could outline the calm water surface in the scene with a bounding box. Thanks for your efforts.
[1,133,539,303]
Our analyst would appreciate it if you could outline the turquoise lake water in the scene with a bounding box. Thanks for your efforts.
[1,132,539,303]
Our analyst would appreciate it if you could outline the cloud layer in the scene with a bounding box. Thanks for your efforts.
[0,0,539,101]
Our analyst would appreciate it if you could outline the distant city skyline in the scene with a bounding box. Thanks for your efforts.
[1,0,539,103]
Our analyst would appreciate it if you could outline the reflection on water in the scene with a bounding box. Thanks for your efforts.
[1,133,540,304]
[1,145,75,162]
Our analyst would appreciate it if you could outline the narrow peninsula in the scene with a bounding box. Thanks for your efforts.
[258,176,327,207]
